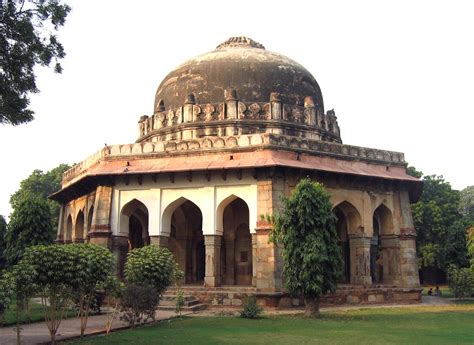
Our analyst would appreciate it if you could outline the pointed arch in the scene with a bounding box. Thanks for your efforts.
[164,198,204,284]
[74,210,85,242]
[216,194,249,235]
[332,201,362,234]
[119,198,149,237]
[162,197,203,236]
[373,203,394,236]
[65,214,73,242]
[218,196,252,286]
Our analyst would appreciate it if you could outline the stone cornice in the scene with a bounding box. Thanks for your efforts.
[61,133,407,186]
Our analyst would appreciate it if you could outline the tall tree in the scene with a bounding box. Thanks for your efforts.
[5,197,53,266]
[273,178,342,316]
[10,163,70,231]
[460,186,474,225]
[0,0,71,125]
[413,175,469,273]
[0,216,6,270]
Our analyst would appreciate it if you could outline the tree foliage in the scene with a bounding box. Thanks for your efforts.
[413,175,469,272]
[0,0,71,125]
[460,186,474,225]
[273,178,342,316]
[124,245,181,296]
[0,215,7,270]
[21,243,112,343]
[10,163,70,232]
[67,244,114,337]
[5,197,53,266]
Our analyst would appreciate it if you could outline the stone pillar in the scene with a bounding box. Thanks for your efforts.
[225,89,238,122]
[88,185,113,248]
[224,237,235,285]
[349,236,372,285]
[304,96,316,126]
[270,92,282,120]
[204,235,222,287]
[111,235,129,278]
[150,235,169,248]
[398,190,420,287]
[380,235,402,285]
[251,233,258,287]
[400,228,420,287]
[55,205,65,244]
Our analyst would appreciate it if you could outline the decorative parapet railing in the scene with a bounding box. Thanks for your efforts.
[61,133,405,186]
[137,92,341,143]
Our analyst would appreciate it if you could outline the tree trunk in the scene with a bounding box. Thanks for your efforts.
[304,296,320,317]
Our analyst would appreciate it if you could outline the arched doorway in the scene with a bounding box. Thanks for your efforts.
[334,207,350,284]
[66,214,73,242]
[119,199,150,276]
[372,204,395,284]
[74,210,85,243]
[333,201,363,284]
[220,197,252,286]
[167,200,204,284]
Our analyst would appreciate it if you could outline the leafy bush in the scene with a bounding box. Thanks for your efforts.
[0,272,15,326]
[124,245,181,297]
[240,296,263,319]
[447,265,474,298]
[119,284,159,327]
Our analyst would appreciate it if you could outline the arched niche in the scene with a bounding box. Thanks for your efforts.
[66,214,73,242]
[219,197,252,286]
[74,210,85,243]
[119,198,150,248]
[371,203,396,284]
[165,199,204,284]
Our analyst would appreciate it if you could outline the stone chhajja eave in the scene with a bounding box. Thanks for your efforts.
[54,133,420,197]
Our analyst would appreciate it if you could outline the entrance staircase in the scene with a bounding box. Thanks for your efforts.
[158,293,206,313]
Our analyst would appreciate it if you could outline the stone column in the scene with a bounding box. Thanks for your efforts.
[111,235,129,279]
[380,234,401,285]
[88,185,113,248]
[349,235,372,285]
[204,235,222,287]
[400,228,420,287]
[150,235,169,248]
[56,205,64,243]
[251,233,258,287]
[398,190,420,287]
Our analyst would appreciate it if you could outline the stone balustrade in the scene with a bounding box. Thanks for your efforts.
[137,94,341,143]
[61,133,405,185]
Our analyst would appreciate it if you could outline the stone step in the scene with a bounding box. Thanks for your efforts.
[161,294,196,302]
[159,298,201,307]
[157,303,207,312]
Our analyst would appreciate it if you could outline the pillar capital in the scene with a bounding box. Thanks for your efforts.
[150,235,169,248]
[204,234,222,246]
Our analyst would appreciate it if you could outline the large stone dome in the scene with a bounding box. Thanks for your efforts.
[154,37,324,114]
[137,37,341,144]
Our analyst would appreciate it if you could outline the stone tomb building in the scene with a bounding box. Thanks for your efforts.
[51,37,422,307]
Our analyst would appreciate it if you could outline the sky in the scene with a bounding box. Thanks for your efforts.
[0,0,473,219]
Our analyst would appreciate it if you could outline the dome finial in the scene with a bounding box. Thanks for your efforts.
[216,36,265,50]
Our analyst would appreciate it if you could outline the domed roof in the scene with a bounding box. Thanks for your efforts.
[154,37,324,114]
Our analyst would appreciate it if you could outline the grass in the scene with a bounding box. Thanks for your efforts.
[421,286,454,298]
[70,305,474,345]
[1,298,78,327]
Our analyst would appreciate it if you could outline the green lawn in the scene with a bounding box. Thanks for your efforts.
[421,286,454,298]
[1,298,78,327]
[71,305,474,345]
